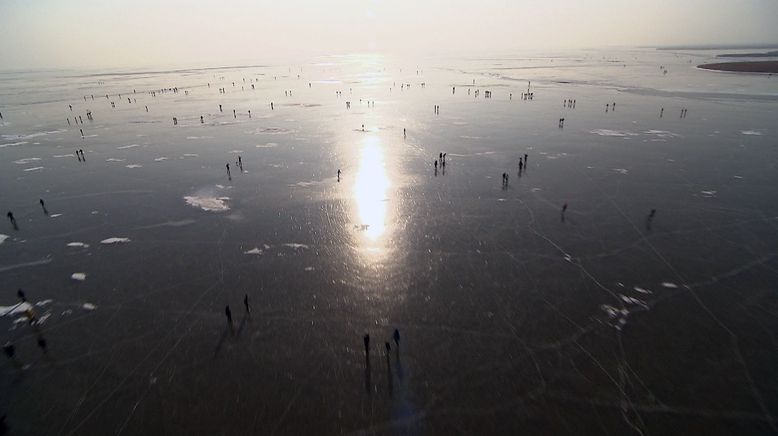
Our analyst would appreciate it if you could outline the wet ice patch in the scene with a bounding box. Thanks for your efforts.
[71,272,87,281]
[67,242,90,248]
[184,195,230,212]
[101,237,131,244]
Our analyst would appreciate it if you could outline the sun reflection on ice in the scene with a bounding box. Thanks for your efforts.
[354,136,389,242]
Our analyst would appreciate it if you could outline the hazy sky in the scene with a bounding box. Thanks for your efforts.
[1,0,777,69]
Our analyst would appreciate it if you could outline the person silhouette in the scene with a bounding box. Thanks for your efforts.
[244,294,250,314]
[7,212,17,230]
[364,334,370,356]
[337,169,341,181]
[225,305,233,326]
[393,329,400,346]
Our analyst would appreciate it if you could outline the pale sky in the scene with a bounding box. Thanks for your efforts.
[1,0,777,69]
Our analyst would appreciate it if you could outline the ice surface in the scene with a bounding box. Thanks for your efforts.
[2,49,778,436]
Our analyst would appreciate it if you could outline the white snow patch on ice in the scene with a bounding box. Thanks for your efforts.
[184,196,230,212]
[0,302,32,317]
[82,303,97,310]
[67,242,90,248]
[591,129,639,137]
[661,282,678,289]
[71,272,86,281]
[101,237,131,244]
[23,166,44,172]
[0,141,29,148]
[14,157,41,165]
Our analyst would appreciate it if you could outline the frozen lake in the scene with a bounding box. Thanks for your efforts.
[1,48,778,435]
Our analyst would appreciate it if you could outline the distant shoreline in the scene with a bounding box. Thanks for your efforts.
[697,61,778,73]
[717,50,778,58]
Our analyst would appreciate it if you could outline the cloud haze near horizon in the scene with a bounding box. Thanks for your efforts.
[1,0,777,69]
